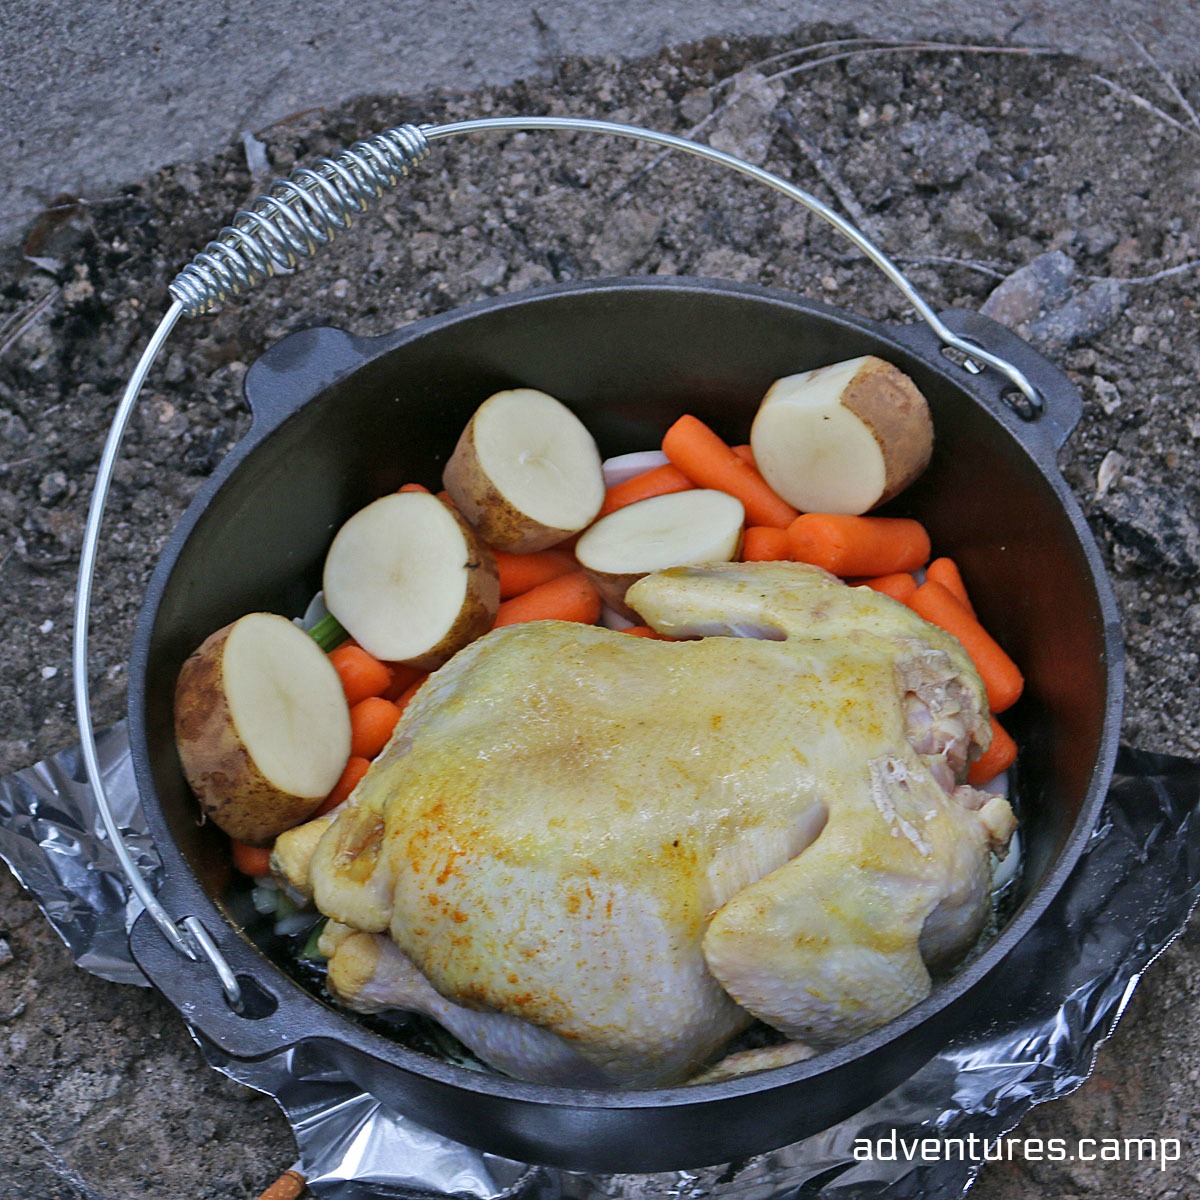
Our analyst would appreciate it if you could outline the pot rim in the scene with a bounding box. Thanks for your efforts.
[127,275,1125,1114]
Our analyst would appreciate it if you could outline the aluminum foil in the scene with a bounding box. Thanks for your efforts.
[2,727,1198,1199]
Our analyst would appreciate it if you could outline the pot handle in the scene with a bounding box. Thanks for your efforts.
[170,117,1044,417]
[127,880,310,1059]
[888,307,1084,453]
[76,115,1052,1014]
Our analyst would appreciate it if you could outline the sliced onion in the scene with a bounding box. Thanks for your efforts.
[601,450,669,487]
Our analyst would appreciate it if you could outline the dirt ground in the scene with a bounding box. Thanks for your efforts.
[1,24,1198,1200]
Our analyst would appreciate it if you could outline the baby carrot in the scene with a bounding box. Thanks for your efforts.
[662,415,799,528]
[926,556,976,615]
[967,717,1018,786]
[494,547,580,599]
[859,572,918,603]
[598,463,694,517]
[493,570,602,628]
[382,661,427,702]
[786,513,931,577]
[315,755,371,816]
[231,840,273,877]
[349,696,403,759]
[731,443,755,464]
[328,644,393,707]
[397,482,431,494]
[741,526,791,562]
[909,579,1024,713]
[622,625,674,639]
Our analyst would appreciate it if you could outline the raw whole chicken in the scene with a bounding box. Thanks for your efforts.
[288,562,1016,1088]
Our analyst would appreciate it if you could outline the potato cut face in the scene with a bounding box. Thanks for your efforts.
[576,489,745,573]
[323,492,475,662]
[223,613,351,798]
[750,359,885,515]
[474,389,605,529]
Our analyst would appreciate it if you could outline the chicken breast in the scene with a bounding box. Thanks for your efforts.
[304,562,1015,1087]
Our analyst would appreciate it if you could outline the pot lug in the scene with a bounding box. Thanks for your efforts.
[891,309,1083,453]
[242,324,377,431]
[129,903,302,1060]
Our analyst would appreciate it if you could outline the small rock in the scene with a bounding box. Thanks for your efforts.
[61,265,94,306]
[1027,278,1130,353]
[241,129,270,177]
[980,251,1075,333]
[1080,224,1120,257]
[506,262,554,291]
[938,195,998,251]
[465,253,507,289]
[163,353,187,384]
[1092,377,1122,415]
[0,937,11,967]
[1095,450,1125,499]
[678,88,714,126]
[707,71,785,166]
[1,411,32,449]
[38,470,70,506]
[590,207,662,275]
[1108,237,1142,271]
[1100,476,1200,576]
[693,246,762,281]
[898,112,990,187]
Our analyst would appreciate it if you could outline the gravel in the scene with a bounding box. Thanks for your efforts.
[1,24,1198,1200]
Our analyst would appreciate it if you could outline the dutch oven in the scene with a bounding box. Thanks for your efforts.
[86,119,1122,1174]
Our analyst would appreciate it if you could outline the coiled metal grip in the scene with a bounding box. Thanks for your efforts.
[169,124,430,316]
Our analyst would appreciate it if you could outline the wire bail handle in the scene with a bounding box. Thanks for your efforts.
[76,115,1044,1015]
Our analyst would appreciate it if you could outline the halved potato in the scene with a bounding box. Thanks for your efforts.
[442,388,606,551]
[751,356,934,514]
[323,490,499,669]
[574,489,744,618]
[174,612,351,846]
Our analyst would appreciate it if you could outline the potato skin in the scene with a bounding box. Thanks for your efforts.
[399,503,500,670]
[174,619,327,846]
[443,410,577,553]
[581,567,647,622]
[841,357,934,509]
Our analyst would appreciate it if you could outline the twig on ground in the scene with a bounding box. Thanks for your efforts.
[0,998,27,1023]
[1089,74,1200,142]
[774,109,877,236]
[1124,30,1200,134]
[707,37,905,93]
[26,1128,108,1200]
[1086,259,1200,285]
[615,38,1060,202]
[894,255,1010,280]
[763,41,1058,86]
[0,286,60,360]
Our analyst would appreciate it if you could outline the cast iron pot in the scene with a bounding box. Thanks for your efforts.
[126,276,1123,1173]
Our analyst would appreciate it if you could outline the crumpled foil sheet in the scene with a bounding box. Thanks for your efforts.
[2,724,1199,1199]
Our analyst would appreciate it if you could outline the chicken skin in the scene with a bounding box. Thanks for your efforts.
[299,562,1015,1087]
